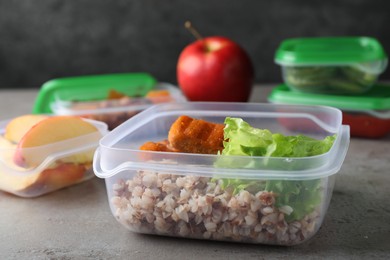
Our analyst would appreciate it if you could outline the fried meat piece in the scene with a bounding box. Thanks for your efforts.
[139,140,177,152]
[168,115,224,154]
[107,89,127,100]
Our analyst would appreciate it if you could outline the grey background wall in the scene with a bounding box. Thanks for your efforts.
[1,0,389,88]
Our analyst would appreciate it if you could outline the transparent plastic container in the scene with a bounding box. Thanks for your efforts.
[0,118,108,197]
[269,84,390,138]
[275,37,388,94]
[93,102,350,246]
[51,82,186,130]
[33,73,186,130]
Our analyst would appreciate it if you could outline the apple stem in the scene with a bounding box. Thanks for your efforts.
[184,21,203,40]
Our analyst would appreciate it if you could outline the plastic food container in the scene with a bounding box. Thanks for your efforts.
[268,84,390,138]
[0,118,108,198]
[274,37,388,94]
[93,102,350,246]
[33,73,186,130]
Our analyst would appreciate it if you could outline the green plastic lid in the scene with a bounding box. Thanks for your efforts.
[275,37,388,65]
[268,83,390,111]
[33,73,157,114]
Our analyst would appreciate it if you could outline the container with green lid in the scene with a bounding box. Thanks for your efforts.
[269,84,390,138]
[275,37,388,95]
[33,73,186,130]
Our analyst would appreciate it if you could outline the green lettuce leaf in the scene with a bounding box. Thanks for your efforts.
[215,117,336,222]
[222,117,335,158]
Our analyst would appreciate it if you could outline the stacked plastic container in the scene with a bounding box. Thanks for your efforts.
[271,37,390,138]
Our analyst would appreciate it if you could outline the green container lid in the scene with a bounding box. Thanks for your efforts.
[268,83,390,111]
[33,73,157,114]
[275,37,388,66]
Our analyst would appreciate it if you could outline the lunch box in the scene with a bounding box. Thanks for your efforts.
[33,73,186,130]
[274,37,388,95]
[93,102,350,246]
[268,84,390,138]
[0,117,108,198]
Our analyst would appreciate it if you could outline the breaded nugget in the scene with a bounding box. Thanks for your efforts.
[168,115,224,154]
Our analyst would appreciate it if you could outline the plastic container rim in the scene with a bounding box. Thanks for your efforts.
[93,125,349,180]
[51,82,185,116]
[92,102,349,180]
[0,118,108,176]
[274,36,388,68]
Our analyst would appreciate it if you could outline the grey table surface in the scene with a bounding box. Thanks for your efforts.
[0,86,389,260]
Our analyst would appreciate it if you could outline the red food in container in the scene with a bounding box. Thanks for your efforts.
[342,111,390,138]
[268,84,390,138]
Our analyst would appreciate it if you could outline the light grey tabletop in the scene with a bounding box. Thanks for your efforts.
[0,86,389,260]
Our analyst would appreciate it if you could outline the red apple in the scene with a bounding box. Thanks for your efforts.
[177,36,254,102]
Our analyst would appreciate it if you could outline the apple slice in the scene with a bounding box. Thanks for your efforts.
[14,116,100,167]
[31,163,88,191]
[0,135,16,149]
[0,170,42,193]
[4,114,49,143]
[0,163,89,196]
[0,135,19,173]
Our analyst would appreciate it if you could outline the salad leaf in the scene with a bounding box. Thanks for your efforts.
[215,117,336,222]
[222,117,335,158]
[265,179,322,222]
[284,65,376,94]
[221,117,274,156]
[217,178,266,196]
